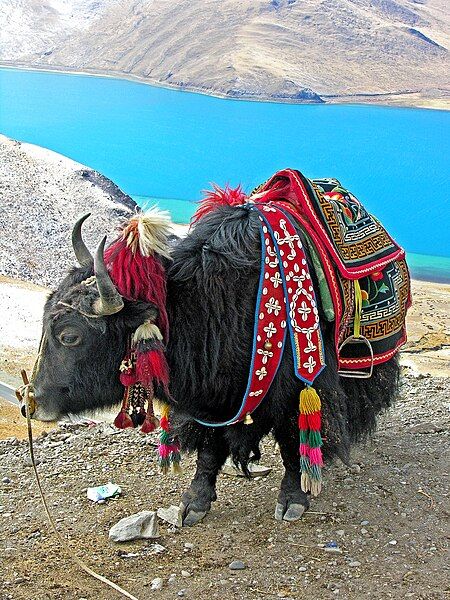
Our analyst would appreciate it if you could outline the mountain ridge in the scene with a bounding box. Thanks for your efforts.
[1,0,449,107]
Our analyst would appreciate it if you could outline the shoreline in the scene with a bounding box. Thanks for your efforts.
[1,62,449,111]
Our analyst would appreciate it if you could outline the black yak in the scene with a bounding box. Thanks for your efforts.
[20,172,407,526]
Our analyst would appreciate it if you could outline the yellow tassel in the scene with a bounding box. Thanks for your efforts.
[299,386,321,414]
[160,402,170,419]
[171,463,182,475]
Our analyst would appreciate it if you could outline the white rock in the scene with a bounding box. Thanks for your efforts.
[109,511,159,542]
[151,577,164,590]
[157,505,183,527]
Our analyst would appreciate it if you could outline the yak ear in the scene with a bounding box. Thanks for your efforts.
[122,301,159,330]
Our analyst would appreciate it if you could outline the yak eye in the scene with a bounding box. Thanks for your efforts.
[58,331,82,347]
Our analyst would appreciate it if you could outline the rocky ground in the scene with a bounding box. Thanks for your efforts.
[0,135,136,288]
[0,370,449,600]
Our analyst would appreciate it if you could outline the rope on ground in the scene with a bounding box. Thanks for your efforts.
[20,369,140,600]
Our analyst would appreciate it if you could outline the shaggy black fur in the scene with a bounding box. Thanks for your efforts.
[34,204,400,524]
[166,206,398,462]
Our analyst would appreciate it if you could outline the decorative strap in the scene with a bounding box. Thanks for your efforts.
[195,203,326,427]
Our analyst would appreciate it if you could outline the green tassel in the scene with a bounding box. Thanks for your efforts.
[299,430,308,444]
[308,430,323,448]
[300,455,310,472]
[310,464,322,480]
[160,430,171,444]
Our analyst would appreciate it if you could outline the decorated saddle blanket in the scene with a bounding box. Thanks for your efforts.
[250,169,411,373]
[193,168,411,427]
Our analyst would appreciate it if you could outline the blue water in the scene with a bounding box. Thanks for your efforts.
[0,67,449,280]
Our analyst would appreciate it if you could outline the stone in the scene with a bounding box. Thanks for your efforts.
[360,520,369,526]
[349,561,361,567]
[184,542,194,550]
[229,560,246,570]
[410,423,442,434]
[146,543,166,555]
[181,570,192,577]
[109,511,159,542]
[350,464,361,474]
[2,477,11,484]
[151,578,163,590]
[157,505,183,528]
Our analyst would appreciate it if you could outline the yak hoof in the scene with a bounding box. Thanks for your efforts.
[180,502,208,527]
[182,508,208,527]
[283,503,306,522]
[274,502,306,522]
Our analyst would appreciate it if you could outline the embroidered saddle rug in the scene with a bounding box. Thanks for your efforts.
[194,168,411,424]
[251,169,412,374]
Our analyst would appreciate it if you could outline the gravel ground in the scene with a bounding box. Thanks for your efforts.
[0,371,449,600]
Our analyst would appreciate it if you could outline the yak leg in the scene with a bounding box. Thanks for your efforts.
[181,430,228,527]
[273,419,310,522]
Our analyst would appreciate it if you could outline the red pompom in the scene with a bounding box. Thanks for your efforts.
[120,371,137,387]
[191,184,247,225]
[160,416,169,430]
[114,410,134,429]
[307,411,321,431]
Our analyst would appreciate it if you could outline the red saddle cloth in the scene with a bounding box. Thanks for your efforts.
[251,169,411,373]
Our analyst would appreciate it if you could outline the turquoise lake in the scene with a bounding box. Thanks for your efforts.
[0,67,449,281]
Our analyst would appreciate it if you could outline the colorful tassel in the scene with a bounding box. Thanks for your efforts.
[158,402,181,474]
[298,386,323,496]
[114,410,134,429]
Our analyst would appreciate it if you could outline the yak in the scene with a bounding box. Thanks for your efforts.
[20,187,400,526]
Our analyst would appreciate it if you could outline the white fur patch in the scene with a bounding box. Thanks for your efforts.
[136,207,173,259]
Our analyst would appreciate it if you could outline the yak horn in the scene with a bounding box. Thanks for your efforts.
[93,237,124,315]
[72,214,93,266]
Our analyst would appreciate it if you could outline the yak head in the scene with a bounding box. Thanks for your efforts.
[23,214,158,421]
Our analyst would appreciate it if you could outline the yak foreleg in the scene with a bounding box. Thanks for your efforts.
[273,417,310,522]
[181,429,228,527]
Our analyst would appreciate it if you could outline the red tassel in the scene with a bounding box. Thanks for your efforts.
[307,411,321,431]
[141,416,159,433]
[105,237,168,341]
[298,413,308,429]
[160,415,169,430]
[136,350,169,388]
[114,410,134,429]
